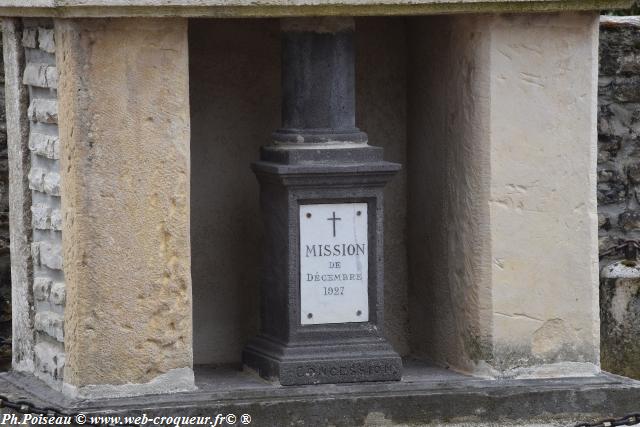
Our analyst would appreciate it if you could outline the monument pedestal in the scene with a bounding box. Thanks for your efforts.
[243,148,401,385]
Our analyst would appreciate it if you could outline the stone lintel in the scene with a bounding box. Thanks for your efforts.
[55,17,193,394]
[0,0,632,18]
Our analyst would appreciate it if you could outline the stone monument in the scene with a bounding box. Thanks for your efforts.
[0,1,639,425]
[242,17,402,385]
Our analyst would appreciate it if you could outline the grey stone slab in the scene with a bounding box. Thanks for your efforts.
[1,365,640,426]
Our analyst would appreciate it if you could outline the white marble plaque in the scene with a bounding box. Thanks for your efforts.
[299,203,368,325]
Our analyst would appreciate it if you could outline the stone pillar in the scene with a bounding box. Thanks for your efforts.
[55,18,193,397]
[3,18,34,373]
[600,260,640,379]
[408,12,600,378]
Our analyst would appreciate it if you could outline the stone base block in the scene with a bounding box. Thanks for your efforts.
[243,335,402,385]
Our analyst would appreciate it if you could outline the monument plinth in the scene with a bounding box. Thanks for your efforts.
[242,17,402,385]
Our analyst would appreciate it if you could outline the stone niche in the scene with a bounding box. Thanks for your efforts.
[189,13,601,377]
[4,2,640,424]
[189,17,411,366]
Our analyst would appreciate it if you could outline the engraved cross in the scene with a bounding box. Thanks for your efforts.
[327,211,341,237]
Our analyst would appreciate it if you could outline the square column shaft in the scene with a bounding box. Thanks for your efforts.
[55,18,194,397]
[409,12,601,378]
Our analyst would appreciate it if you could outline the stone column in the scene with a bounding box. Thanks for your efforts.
[55,18,193,398]
[273,18,366,144]
[3,18,34,373]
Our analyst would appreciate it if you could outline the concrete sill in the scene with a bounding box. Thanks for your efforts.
[2,360,640,426]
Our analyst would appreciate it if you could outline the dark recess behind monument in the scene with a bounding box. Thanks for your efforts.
[188,17,409,365]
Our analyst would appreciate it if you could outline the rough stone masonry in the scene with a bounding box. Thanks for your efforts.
[0,18,64,387]
[598,15,640,379]
[598,16,640,258]
[22,19,64,389]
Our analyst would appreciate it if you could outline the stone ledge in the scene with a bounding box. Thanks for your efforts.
[601,15,640,28]
[0,0,631,18]
[1,363,640,426]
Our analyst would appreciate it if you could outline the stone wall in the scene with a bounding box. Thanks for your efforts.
[598,16,640,260]
[598,16,640,379]
[23,19,64,388]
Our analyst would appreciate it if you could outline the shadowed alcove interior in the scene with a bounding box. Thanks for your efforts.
[189,16,476,370]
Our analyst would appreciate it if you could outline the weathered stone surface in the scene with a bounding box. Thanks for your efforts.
[3,18,35,373]
[600,235,617,252]
[598,181,626,204]
[0,20,11,371]
[49,208,61,230]
[28,133,59,159]
[2,366,640,427]
[42,170,59,196]
[600,261,640,379]
[33,277,51,302]
[27,167,44,192]
[27,98,57,124]
[34,341,65,384]
[21,27,36,48]
[612,76,640,102]
[34,311,63,342]
[56,18,193,394]
[21,17,66,388]
[37,28,55,53]
[27,168,60,196]
[619,210,640,231]
[31,202,51,230]
[49,282,64,306]
[599,16,640,259]
[31,241,40,267]
[408,12,600,378]
[38,240,61,271]
[23,62,57,88]
[0,0,631,18]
